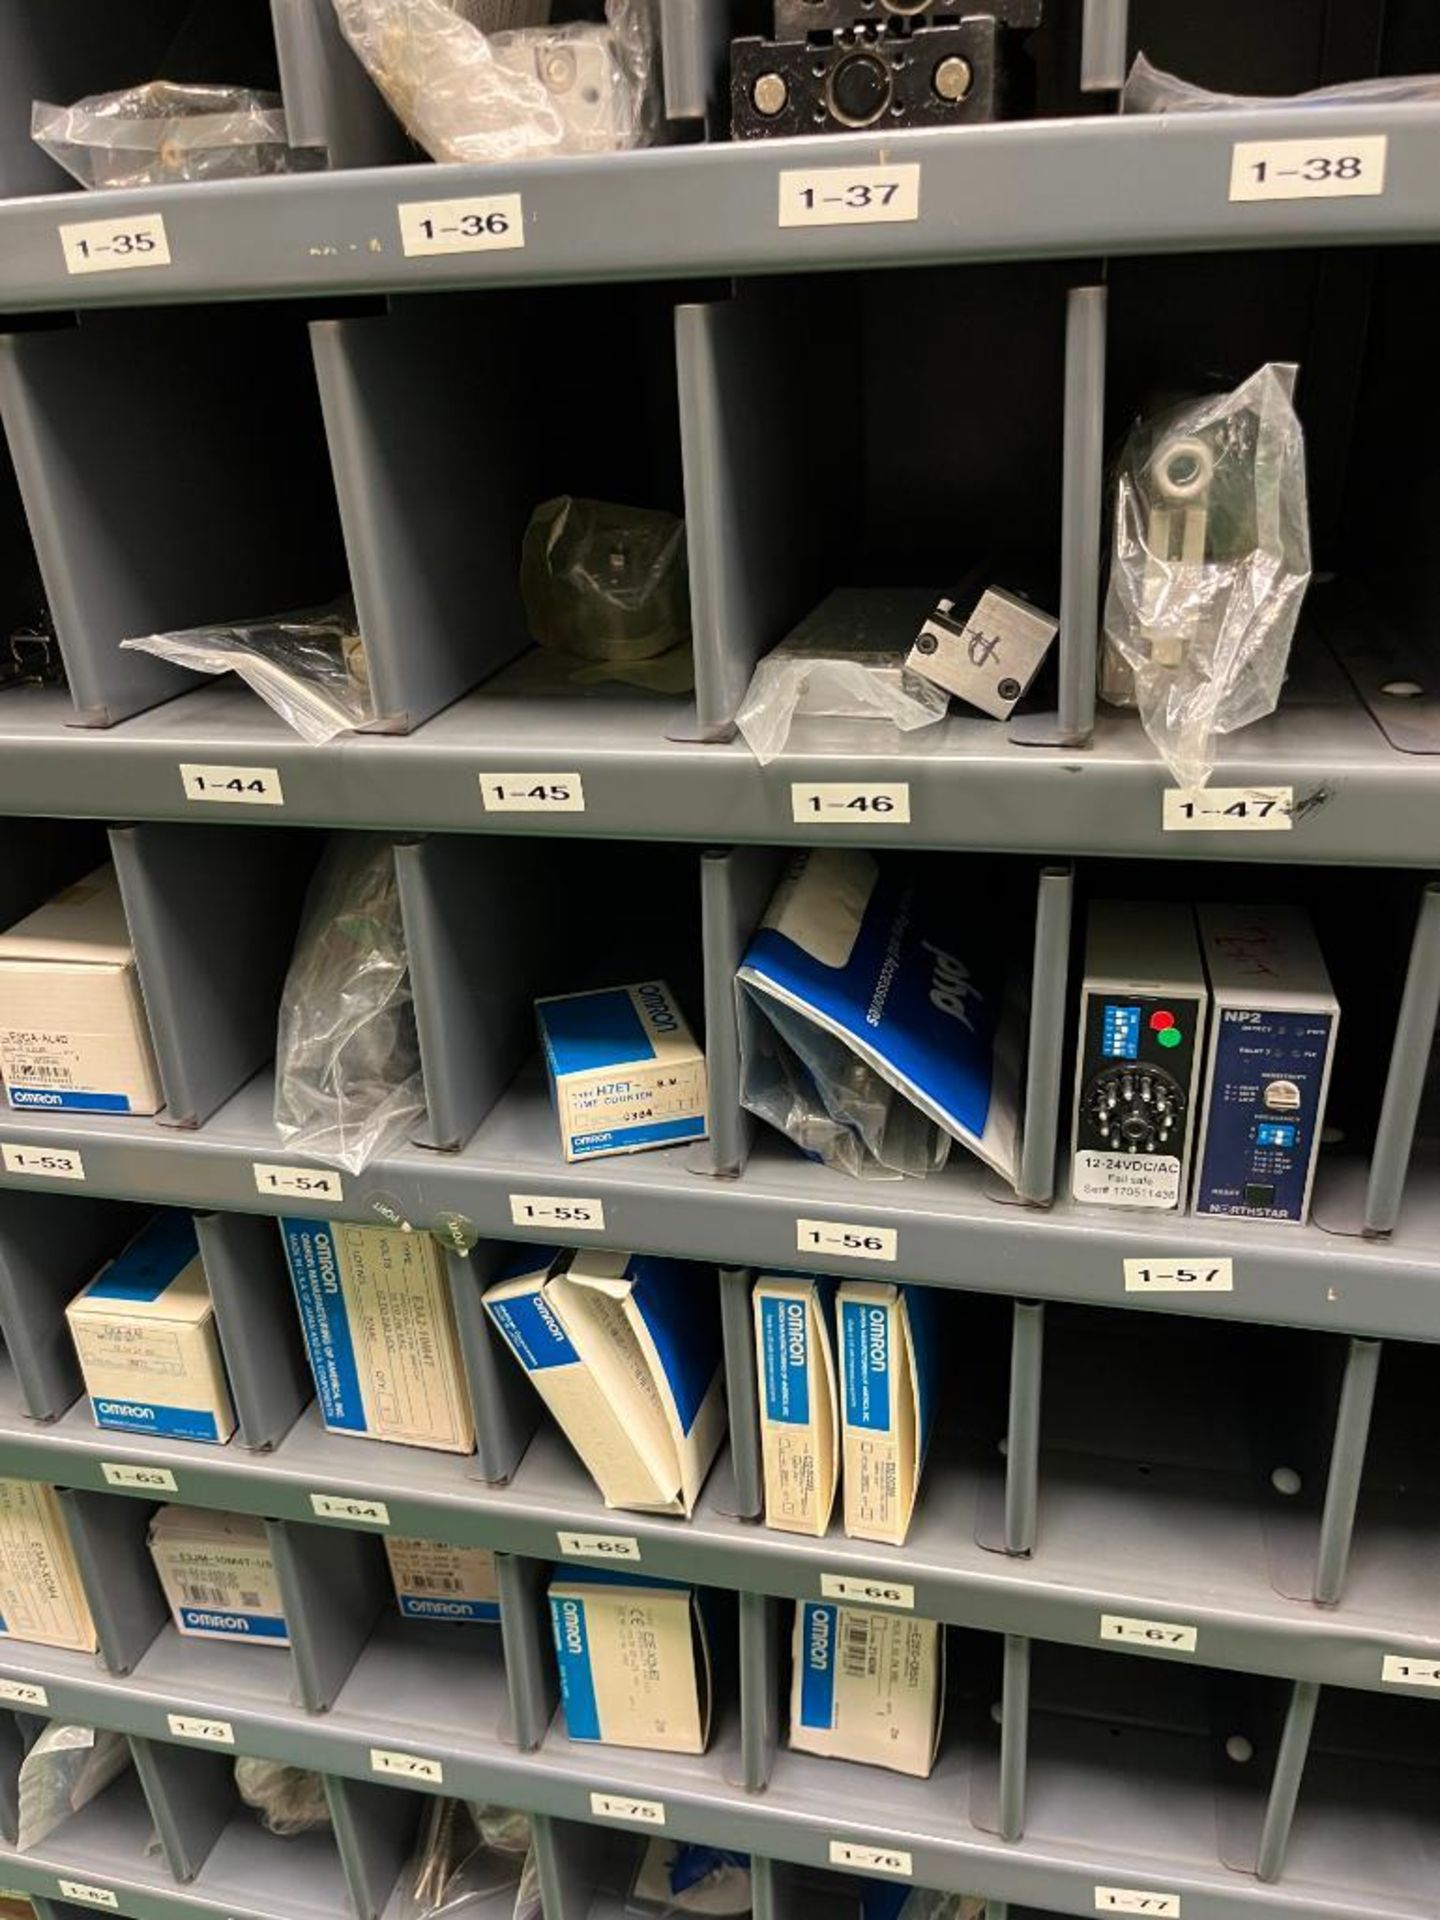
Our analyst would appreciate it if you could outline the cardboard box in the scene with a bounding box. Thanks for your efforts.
[549,1573,711,1754]
[67,1211,236,1444]
[536,981,708,1161]
[754,1274,838,1537]
[0,1479,97,1653]
[484,1249,724,1515]
[281,1219,474,1454]
[0,863,163,1116]
[149,1505,288,1645]
[790,1600,944,1777]
[838,1281,941,1546]
[385,1537,499,1624]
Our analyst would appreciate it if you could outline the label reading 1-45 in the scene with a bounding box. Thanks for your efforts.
[1124,1257,1234,1295]
[180,763,284,807]
[797,1219,898,1262]
[1,1144,84,1182]
[779,164,921,228]
[399,195,525,257]
[480,773,585,814]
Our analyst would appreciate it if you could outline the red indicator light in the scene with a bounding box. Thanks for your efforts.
[1149,1010,1176,1032]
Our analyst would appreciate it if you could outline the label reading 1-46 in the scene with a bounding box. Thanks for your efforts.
[829,1841,913,1878]
[480,773,585,814]
[102,1462,178,1493]
[180,763,284,807]
[254,1162,344,1203]
[510,1193,605,1231]
[779,164,921,228]
[399,194,525,257]
[60,212,170,275]
[1,1144,84,1182]
[1124,1257,1234,1295]
[1101,1613,1199,1654]
[791,782,911,825]
[797,1219,898,1262]
[1095,1890,1180,1917]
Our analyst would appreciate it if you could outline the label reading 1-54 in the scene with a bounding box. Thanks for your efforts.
[1124,1257,1234,1295]
[254,1162,344,1203]
[791,782,911,825]
[779,164,921,228]
[180,763,284,807]
[1,1144,84,1182]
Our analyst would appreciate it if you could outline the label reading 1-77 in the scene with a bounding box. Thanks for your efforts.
[779,164,921,228]
[180,763,284,807]
[399,194,525,257]
[1095,1890,1180,1917]
[1123,1257,1234,1295]
[797,1219,898,1262]
[791,782,911,825]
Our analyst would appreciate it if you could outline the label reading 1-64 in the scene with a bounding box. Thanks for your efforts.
[0,1679,48,1708]
[1229,135,1387,203]
[399,194,525,257]
[180,763,284,807]
[1124,1257,1234,1295]
[254,1162,344,1203]
[791,782,911,825]
[1381,1654,1440,1689]
[480,774,585,814]
[1162,787,1293,833]
[829,1842,913,1878]
[779,164,921,228]
[558,1531,641,1562]
[60,212,170,275]
[1095,1890,1180,1917]
[312,1493,390,1526]
[510,1193,605,1231]
[821,1574,915,1610]
[102,1462,178,1493]
[371,1748,443,1784]
[1101,1613,1199,1654]
[167,1714,234,1746]
[797,1219,898,1262]
[1,1144,84,1182]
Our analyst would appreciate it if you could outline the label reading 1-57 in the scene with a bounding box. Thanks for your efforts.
[779,164,921,228]
[1124,1257,1234,1295]
[180,763,284,807]
[797,1219,898,1262]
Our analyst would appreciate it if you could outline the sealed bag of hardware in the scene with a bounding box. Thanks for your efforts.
[31,83,320,190]
[1101,363,1312,790]
[861,1891,985,1920]
[737,849,1022,1187]
[631,1840,752,1914]
[273,834,425,1174]
[234,1757,333,1836]
[735,589,950,765]
[521,496,690,665]
[331,0,659,165]
[393,1800,539,1920]
[1122,51,1440,114]
[121,602,373,745]
[16,1723,131,1851]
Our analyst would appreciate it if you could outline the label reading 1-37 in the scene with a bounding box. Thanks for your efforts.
[779,165,921,228]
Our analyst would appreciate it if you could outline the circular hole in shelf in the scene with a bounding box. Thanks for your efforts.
[997,1437,1009,1456]
[1226,1735,1255,1765]
[1109,1726,1122,1738]
[1381,680,1425,699]
[990,1701,1003,1725]
[1136,1463,1152,1476]
[1271,1465,1303,1496]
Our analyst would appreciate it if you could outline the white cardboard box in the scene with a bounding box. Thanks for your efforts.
[68,1211,236,1444]
[549,1574,711,1754]
[837,1280,942,1547]
[754,1274,839,1537]
[484,1248,724,1515]
[0,1479,97,1653]
[536,981,708,1161]
[384,1537,499,1624]
[149,1506,289,1645]
[790,1600,944,1777]
[280,1219,474,1454]
[0,863,163,1116]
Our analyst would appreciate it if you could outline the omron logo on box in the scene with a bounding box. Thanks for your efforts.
[96,1400,155,1420]
[10,1088,63,1106]
[182,1609,250,1633]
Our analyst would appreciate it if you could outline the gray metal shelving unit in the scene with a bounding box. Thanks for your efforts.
[1,3,1440,1920]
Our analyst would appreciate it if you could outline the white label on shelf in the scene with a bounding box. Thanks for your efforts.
[796,1219,898,1262]
[102,1462,178,1493]
[57,1883,119,1909]
[509,1194,606,1232]
[1100,1613,1199,1654]
[311,1493,390,1526]
[399,194,525,257]
[1229,135,1387,202]
[1095,1890,1180,1917]
[1,1144,84,1182]
[1123,1257,1234,1295]
[591,1792,665,1826]
[828,1842,913,1878]
[253,1162,344,1203]
[180,763,284,807]
[371,1747,443,1784]
[779,165,921,228]
[60,212,170,276]
[557,1531,642,1562]
[0,1679,48,1708]
[791,782,911,825]
[479,774,585,814]
[167,1714,235,1746]
[821,1574,915,1610]
[1381,1654,1440,1689]
[1162,787,1293,832]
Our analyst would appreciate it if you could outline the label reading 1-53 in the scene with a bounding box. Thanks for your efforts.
[1,1144,84,1182]
[779,164,921,228]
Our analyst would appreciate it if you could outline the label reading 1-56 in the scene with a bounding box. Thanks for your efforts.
[1101,1613,1199,1654]
[254,1162,344,1203]
[791,782,911,825]
[1229,135,1387,203]
[399,194,525,257]
[480,773,585,814]
[779,164,921,228]
[1124,1257,1234,1295]
[797,1219,898,1262]
[60,212,170,275]
[510,1193,605,1231]
[180,763,284,807]
[1,1144,84,1182]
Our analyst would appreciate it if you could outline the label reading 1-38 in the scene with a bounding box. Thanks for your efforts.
[1229,136,1386,202]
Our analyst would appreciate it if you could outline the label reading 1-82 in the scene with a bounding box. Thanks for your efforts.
[779,164,921,228]
[56,1883,118,1909]
[1,1144,84,1182]
[399,194,525,257]
[180,763,284,807]
[797,1219,898,1262]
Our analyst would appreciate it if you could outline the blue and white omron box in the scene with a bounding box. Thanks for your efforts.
[67,1211,236,1444]
[791,1600,944,1777]
[536,981,708,1161]
[148,1506,288,1645]
[838,1280,941,1546]
[549,1572,711,1754]
[385,1537,499,1624]
[484,1249,724,1515]
[754,1273,838,1537]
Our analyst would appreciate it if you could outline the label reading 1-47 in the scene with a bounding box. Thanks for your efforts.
[254,1162,344,1203]
[779,164,921,228]
[60,212,170,275]
[797,1219,898,1262]
[791,782,911,825]
[180,763,284,807]
[1163,787,1293,833]
[480,773,585,814]
[399,194,525,257]
[510,1193,605,1231]
[1124,1257,1234,1295]
[1,1144,84,1182]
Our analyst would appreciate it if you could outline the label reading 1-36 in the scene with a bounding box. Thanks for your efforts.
[399,195,525,257]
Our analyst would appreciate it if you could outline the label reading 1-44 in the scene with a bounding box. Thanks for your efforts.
[797,1219,898,1262]
[1095,1890,1180,1917]
[1124,1257,1234,1295]
[102,1462,178,1493]
[180,763,284,807]
[253,1162,344,1203]
[60,212,170,275]
[779,164,921,228]
[1229,135,1386,203]
[371,1748,443,1784]
[829,1842,913,1878]
[791,782,911,825]
[480,773,585,814]
[1101,1613,1199,1654]
[591,1792,664,1826]
[1,1144,84,1182]
[399,194,525,257]
[510,1193,605,1231]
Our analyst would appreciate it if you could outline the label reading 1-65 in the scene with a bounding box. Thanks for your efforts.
[1,1144,84,1182]
[1229,135,1386,203]
[1381,1654,1440,1689]
[821,1574,914,1610]
[1163,787,1293,833]
[797,1219,898,1262]
[779,164,921,228]
[371,1748,443,1784]
[791,782,911,825]
[399,194,525,257]
[60,212,170,275]
[510,1193,605,1232]
[180,763,284,807]
[102,1462,178,1493]
[480,774,585,814]
[591,1792,665,1826]
[1095,1890,1180,1917]
[253,1162,344,1203]
[312,1493,390,1526]
[829,1842,913,1878]
[558,1531,641,1562]
[1101,1613,1199,1654]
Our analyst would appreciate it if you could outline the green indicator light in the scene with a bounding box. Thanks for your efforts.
[1157,1027,1183,1049]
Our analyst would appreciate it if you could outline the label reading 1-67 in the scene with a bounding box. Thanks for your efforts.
[102,1462,178,1493]
[1,1144,84,1182]
[1124,1257,1234,1295]
[254,1162,344,1203]
[371,1748,443,1784]
[510,1193,606,1232]
[1162,787,1293,833]
[1229,135,1386,203]
[1381,1654,1440,1689]
[779,164,921,228]
[60,212,170,275]
[558,1531,641,1562]
[480,774,585,814]
[399,194,525,257]
[791,782,911,825]
[1095,1890,1180,1917]
[180,763,284,807]
[821,1574,914,1610]
[797,1219,898,1262]
[1101,1613,1198,1654]
[592,1792,665,1826]
[829,1842,913,1878]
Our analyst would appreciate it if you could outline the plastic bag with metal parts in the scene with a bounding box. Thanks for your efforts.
[32,83,320,189]
[234,1757,333,1836]
[1121,51,1440,113]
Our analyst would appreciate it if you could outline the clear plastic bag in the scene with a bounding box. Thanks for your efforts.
[16,1724,131,1852]
[393,1801,536,1920]
[120,602,373,745]
[735,590,949,765]
[521,497,690,665]
[32,83,321,189]
[331,0,659,164]
[1122,51,1440,113]
[1100,363,1312,790]
[274,834,426,1174]
[234,1757,332,1836]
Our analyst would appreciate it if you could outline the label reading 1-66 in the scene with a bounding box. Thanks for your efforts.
[779,164,921,228]
[60,212,170,275]
[254,1162,344,1203]
[1101,1613,1198,1654]
[510,1193,605,1232]
[1163,787,1293,833]
[1,1144,84,1182]
[797,1219,898,1262]
[1095,1890,1180,1917]
[1124,1257,1234,1295]
[399,194,525,257]
[1381,1654,1440,1689]
[180,763,284,807]
[480,774,585,814]
[371,1748,443,1784]
[558,1531,641,1562]
[167,1714,234,1746]
[591,1792,664,1826]
[1229,135,1386,202]
[829,1842,913,1878]
[821,1574,914,1610]
[791,782,911,825]
[102,1462,178,1493]
[312,1493,390,1526]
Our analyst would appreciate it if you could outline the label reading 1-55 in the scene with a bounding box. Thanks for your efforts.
[180,763,284,807]
[510,1193,605,1231]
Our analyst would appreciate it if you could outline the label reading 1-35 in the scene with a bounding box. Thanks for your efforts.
[60,212,170,275]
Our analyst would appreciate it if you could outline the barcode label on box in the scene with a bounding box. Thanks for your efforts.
[312,1493,390,1526]
[399,195,525,256]
[829,1842,913,1877]
[591,1793,664,1826]
[821,1574,915,1610]
[253,1162,343,1203]
[1095,1890,1180,1917]
[779,165,921,228]
[558,1531,641,1562]
[1124,1258,1234,1295]
[180,764,284,807]
[1,1144,84,1181]
[480,774,585,813]
[1101,1614,1198,1654]
[57,1883,118,1908]
[1381,1654,1440,1689]
[167,1714,234,1746]
[60,212,170,275]
[797,1219,898,1262]
[791,782,911,825]
[1163,787,1293,832]
[1229,136,1386,202]
[371,1748,443,1784]
[0,1679,47,1708]
[102,1462,178,1493]
[510,1194,605,1231]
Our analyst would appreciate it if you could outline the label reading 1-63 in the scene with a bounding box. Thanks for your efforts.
[558,1531,641,1562]
[102,1462,178,1493]
[0,1679,48,1708]
[510,1193,605,1232]
[1381,1654,1440,1689]
[797,1219,898,1262]
[791,782,911,825]
[591,1792,665,1826]
[312,1493,390,1526]
[180,763,284,807]
[1163,787,1293,833]
[371,1748,443,1784]
[779,164,921,228]
[168,1714,234,1746]
[821,1574,914,1610]
[829,1842,913,1878]
[1101,1613,1199,1654]
[254,1162,344,1203]
[1124,1257,1234,1295]
[1,1144,84,1182]
[1229,135,1386,203]
[60,212,170,275]
[1095,1890,1180,1917]
[399,194,525,257]
[480,773,585,814]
